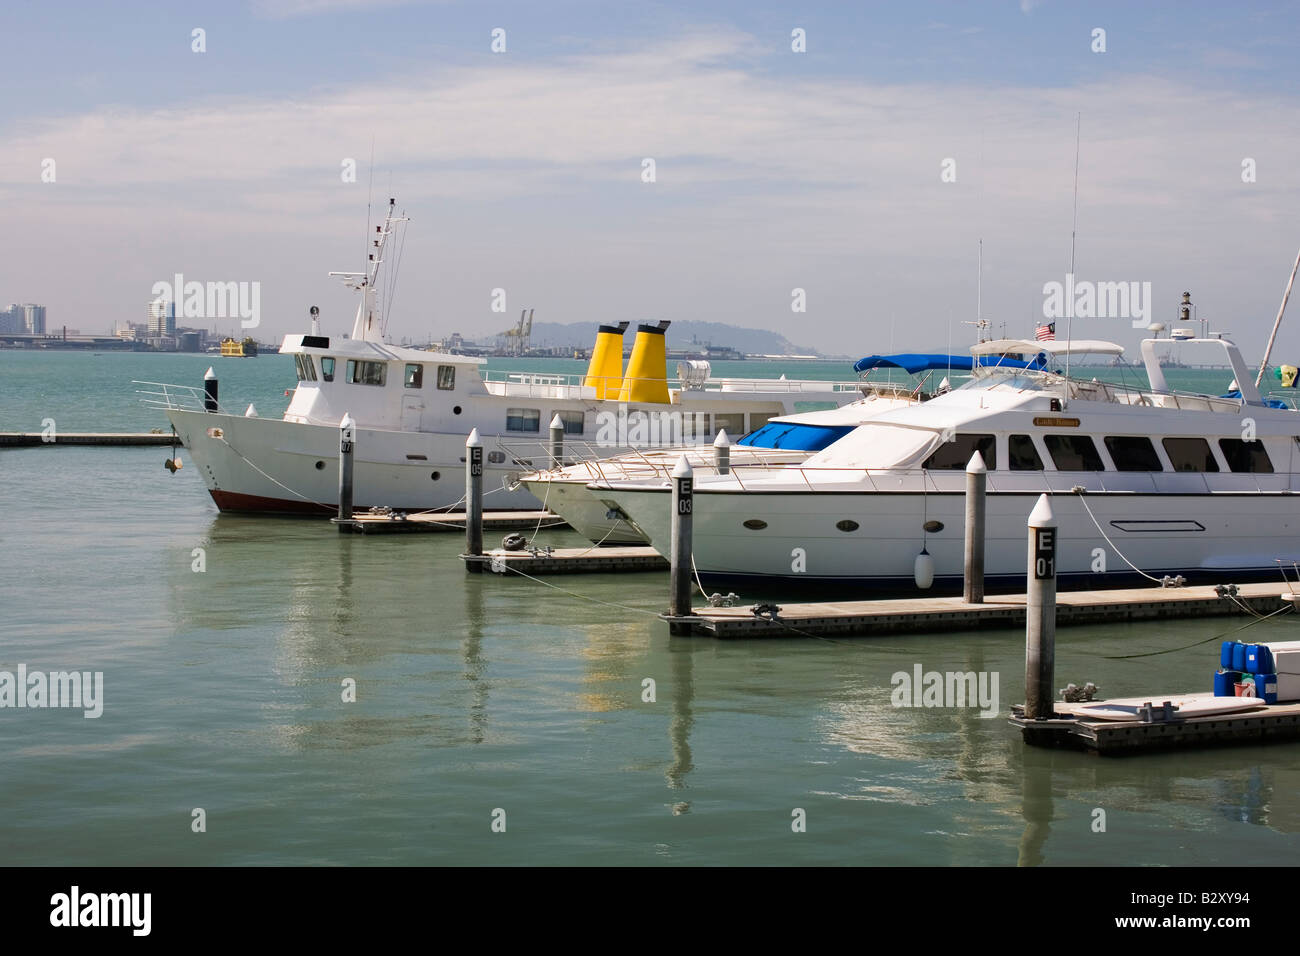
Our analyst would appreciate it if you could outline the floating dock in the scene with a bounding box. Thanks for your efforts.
[461,545,666,575]
[662,581,1291,637]
[1010,697,1300,755]
[0,432,180,447]
[335,510,568,535]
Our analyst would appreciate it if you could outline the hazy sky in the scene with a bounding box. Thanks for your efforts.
[3,0,1300,361]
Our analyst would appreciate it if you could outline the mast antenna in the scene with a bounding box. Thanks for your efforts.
[1065,112,1080,383]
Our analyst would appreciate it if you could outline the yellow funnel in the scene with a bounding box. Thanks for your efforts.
[583,323,628,399]
[617,321,671,403]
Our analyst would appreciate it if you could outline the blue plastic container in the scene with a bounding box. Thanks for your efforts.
[1232,643,1248,672]
[1255,673,1279,704]
[1255,645,1275,675]
[1222,641,1236,668]
[1215,670,1243,697]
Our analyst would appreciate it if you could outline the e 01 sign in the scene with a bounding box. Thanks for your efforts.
[1033,527,1056,580]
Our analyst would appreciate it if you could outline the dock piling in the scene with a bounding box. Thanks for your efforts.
[713,429,731,475]
[203,366,218,412]
[337,412,355,521]
[1024,494,1057,719]
[549,414,565,469]
[963,450,987,604]
[669,456,694,617]
[466,428,484,573]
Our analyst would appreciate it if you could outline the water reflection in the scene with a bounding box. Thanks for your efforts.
[1016,744,1055,867]
[462,574,488,744]
[665,639,696,809]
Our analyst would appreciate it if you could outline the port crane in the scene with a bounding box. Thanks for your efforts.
[500,308,533,356]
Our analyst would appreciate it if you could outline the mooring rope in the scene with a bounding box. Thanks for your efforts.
[217,435,336,508]
[1102,603,1294,659]
[1074,491,1165,584]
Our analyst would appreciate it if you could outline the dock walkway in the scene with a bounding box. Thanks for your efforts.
[0,432,179,447]
[335,510,568,535]
[1010,696,1300,754]
[663,581,1291,637]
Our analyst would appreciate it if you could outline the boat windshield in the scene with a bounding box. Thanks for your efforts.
[961,366,1055,391]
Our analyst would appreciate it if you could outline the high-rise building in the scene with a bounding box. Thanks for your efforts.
[21,304,46,334]
[0,304,22,333]
[148,299,176,336]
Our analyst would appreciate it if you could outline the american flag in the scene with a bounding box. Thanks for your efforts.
[1034,322,1056,342]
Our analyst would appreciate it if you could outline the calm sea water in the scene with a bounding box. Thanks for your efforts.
[3,350,1300,865]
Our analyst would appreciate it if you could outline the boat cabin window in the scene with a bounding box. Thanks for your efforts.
[321,357,335,382]
[294,354,317,382]
[507,408,540,432]
[1008,434,1043,470]
[1104,436,1162,472]
[714,413,746,438]
[346,360,386,386]
[555,410,584,435]
[1163,437,1218,472]
[437,365,455,390]
[923,433,996,470]
[1218,438,1274,473]
[1044,434,1104,471]
[404,364,424,389]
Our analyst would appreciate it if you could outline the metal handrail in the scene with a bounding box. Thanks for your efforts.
[133,379,237,416]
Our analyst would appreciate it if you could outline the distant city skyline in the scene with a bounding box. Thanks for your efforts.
[3,2,1300,364]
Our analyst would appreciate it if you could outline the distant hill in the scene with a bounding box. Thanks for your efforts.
[524,320,819,356]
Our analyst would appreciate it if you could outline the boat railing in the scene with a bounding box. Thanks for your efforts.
[480,369,866,397]
[972,365,1284,413]
[503,436,809,483]
[133,380,237,416]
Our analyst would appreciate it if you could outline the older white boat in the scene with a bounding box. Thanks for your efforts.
[140,201,867,514]
[596,336,1300,592]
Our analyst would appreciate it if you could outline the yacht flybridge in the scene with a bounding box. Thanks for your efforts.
[594,336,1300,591]
[144,200,867,514]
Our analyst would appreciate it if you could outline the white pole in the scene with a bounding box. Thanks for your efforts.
[1256,246,1300,387]
[669,456,694,617]
[963,451,987,604]
[713,429,731,476]
[465,428,483,570]
[338,412,356,521]
[1025,494,1057,720]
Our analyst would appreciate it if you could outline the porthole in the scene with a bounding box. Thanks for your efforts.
[923,520,944,533]
[743,519,768,531]
[314,460,325,470]
[453,406,463,415]
[836,519,859,532]
[488,451,507,464]
[431,471,441,481]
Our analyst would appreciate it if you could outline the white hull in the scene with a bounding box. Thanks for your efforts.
[603,479,1300,590]
[168,409,542,513]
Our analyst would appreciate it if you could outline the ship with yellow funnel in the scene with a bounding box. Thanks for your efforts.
[144,199,869,514]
